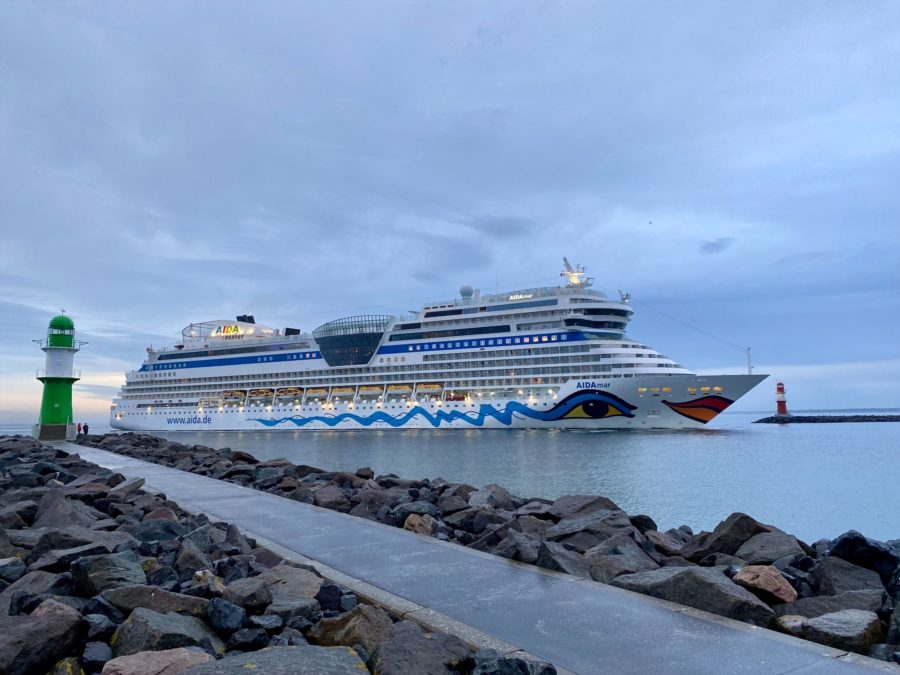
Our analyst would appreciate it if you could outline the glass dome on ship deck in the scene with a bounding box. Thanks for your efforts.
[312,315,392,367]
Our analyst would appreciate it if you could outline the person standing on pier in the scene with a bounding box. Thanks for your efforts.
[83,423,89,435]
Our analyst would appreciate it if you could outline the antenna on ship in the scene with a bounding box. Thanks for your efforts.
[561,257,594,288]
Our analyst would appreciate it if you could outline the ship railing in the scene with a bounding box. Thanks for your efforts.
[422,286,609,308]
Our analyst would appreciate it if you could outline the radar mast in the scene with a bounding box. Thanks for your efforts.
[561,257,594,288]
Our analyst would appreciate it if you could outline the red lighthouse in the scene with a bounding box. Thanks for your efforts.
[775,382,789,416]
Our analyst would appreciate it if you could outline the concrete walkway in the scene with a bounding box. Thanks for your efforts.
[58,442,894,674]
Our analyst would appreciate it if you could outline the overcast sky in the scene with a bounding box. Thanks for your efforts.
[2,2,899,424]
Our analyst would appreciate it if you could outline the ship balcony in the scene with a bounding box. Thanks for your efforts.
[36,368,81,378]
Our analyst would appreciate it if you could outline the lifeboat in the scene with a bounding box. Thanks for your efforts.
[417,383,443,393]
[223,390,247,400]
[387,384,413,393]
[248,389,275,398]
[306,388,328,397]
[276,387,303,397]
[332,387,355,396]
[359,385,383,394]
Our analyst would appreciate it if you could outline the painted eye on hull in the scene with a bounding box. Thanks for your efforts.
[562,400,624,419]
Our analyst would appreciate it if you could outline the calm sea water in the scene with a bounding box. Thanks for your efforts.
[4,411,898,543]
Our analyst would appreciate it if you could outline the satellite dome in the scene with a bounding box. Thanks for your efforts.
[459,285,474,299]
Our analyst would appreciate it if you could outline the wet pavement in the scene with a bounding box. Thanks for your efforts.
[60,442,894,674]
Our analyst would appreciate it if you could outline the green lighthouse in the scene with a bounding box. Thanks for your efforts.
[33,313,86,441]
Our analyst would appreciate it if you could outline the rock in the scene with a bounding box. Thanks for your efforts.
[0,570,74,615]
[223,525,252,555]
[72,552,147,595]
[868,644,900,662]
[511,515,553,539]
[888,604,900,644]
[33,490,100,529]
[645,530,685,557]
[584,533,659,584]
[268,627,307,646]
[735,532,805,565]
[403,513,438,535]
[102,584,209,616]
[82,641,113,671]
[698,553,745,568]
[47,656,83,675]
[369,620,473,674]
[810,556,884,596]
[629,514,657,534]
[543,507,637,551]
[249,613,283,632]
[175,540,213,580]
[225,626,269,651]
[207,597,247,636]
[0,599,84,675]
[492,529,540,565]
[829,530,900,587]
[257,564,324,604]
[85,612,117,640]
[436,494,469,515]
[314,583,342,612]
[613,567,776,627]
[535,541,590,578]
[472,650,556,674]
[801,609,883,653]
[355,467,374,479]
[312,485,350,512]
[515,501,555,519]
[109,477,145,495]
[29,542,112,572]
[306,603,394,653]
[84,595,126,624]
[468,484,514,510]
[144,507,179,522]
[774,614,806,638]
[112,607,225,657]
[101,647,214,674]
[772,589,886,618]
[733,565,798,604]
[223,577,272,613]
[129,519,189,543]
[180,645,368,673]
[548,495,618,520]
[0,557,26,582]
[678,513,770,562]
[392,501,440,525]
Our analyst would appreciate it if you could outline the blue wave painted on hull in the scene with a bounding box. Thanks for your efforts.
[251,390,637,429]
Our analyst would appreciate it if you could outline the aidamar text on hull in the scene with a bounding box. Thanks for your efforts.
[110,260,766,431]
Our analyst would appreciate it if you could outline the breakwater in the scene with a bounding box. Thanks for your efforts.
[755,415,900,424]
[74,432,900,663]
[0,435,553,675]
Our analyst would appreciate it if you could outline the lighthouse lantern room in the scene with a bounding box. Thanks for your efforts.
[32,313,86,441]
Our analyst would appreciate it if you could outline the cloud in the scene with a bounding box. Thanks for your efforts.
[699,237,736,255]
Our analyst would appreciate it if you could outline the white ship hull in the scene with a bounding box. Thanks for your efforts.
[111,374,765,432]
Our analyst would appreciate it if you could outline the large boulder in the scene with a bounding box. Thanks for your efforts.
[733,565,797,604]
[207,597,248,636]
[584,533,659,584]
[492,529,541,565]
[257,564,322,600]
[679,513,770,562]
[810,556,884,596]
[224,576,273,613]
[32,490,101,529]
[0,570,73,615]
[72,552,147,595]
[645,530,685,557]
[0,599,84,675]
[542,509,638,553]
[128,519,189,543]
[180,645,368,673]
[102,584,209,616]
[535,541,590,578]
[403,513,438,536]
[102,647,214,674]
[548,495,619,520]
[801,610,883,653]
[468,484,514,511]
[444,506,509,535]
[306,604,394,653]
[613,567,776,627]
[312,485,350,512]
[368,620,472,674]
[392,500,439,525]
[175,539,213,580]
[772,589,885,619]
[112,607,225,657]
[734,532,805,565]
[828,531,900,587]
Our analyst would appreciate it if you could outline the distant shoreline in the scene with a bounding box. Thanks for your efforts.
[755,414,900,424]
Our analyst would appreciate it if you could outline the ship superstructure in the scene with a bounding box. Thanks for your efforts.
[110,261,765,430]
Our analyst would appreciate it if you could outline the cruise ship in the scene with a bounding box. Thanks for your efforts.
[110,260,766,431]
